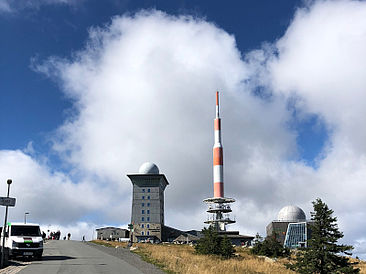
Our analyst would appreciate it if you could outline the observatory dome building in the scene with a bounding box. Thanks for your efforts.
[266,205,313,249]
[127,162,169,243]
[127,162,194,243]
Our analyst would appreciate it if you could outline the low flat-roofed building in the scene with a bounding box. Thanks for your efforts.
[96,227,129,241]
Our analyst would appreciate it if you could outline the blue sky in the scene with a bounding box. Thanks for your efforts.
[1,0,366,258]
[1,0,315,156]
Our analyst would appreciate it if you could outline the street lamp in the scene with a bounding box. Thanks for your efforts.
[24,212,29,224]
[1,179,12,268]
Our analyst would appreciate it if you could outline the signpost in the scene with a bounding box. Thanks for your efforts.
[1,179,15,269]
[0,197,16,207]
[128,223,133,247]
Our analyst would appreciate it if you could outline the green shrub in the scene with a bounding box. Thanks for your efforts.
[251,232,289,258]
[195,226,235,258]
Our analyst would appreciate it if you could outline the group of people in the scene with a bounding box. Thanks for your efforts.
[41,231,71,241]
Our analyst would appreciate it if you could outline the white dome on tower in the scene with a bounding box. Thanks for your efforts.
[277,205,306,222]
[138,162,159,174]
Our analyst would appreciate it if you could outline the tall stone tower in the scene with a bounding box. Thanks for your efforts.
[127,162,169,243]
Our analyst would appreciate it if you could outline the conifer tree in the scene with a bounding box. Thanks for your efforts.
[220,235,235,258]
[195,226,235,258]
[195,226,220,255]
[251,232,289,258]
[286,198,359,273]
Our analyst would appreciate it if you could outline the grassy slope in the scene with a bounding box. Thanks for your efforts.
[91,241,366,274]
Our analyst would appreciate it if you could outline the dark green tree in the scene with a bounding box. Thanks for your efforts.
[251,232,289,258]
[220,235,235,258]
[251,233,264,255]
[195,226,220,255]
[286,198,360,273]
[195,226,235,258]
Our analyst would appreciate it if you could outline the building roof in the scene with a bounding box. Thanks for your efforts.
[277,205,306,222]
[173,234,200,242]
[96,227,127,231]
[139,162,159,174]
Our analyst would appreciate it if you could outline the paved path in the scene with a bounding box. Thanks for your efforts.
[0,241,163,274]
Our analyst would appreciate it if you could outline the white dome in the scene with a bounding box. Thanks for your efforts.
[138,162,159,174]
[277,205,306,222]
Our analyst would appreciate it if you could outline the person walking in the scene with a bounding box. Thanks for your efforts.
[67,233,71,240]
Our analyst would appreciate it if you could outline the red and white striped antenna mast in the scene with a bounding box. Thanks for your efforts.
[213,91,224,198]
[204,91,235,232]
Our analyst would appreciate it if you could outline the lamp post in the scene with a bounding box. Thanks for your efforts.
[1,179,12,268]
[24,212,29,224]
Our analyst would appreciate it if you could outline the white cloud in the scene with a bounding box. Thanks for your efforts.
[27,10,297,238]
[0,0,364,259]
[250,0,366,254]
[0,149,130,227]
[0,1,11,12]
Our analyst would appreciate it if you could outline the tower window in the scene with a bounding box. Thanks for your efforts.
[142,210,145,214]
[141,224,144,228]
[147,189,150,193]
[147,224,150,228]
[142,203,144,207]
[147,210,150,214]
[142,196,145,200]
[142,188,145,192]
[142,217,144,221]
[147,203,150,207]
[141,231,144,235]
[147,231,150,235]
[147,217,150,222]
[147,196,150,200]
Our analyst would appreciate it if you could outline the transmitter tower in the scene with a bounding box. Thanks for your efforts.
[203,92,235,231]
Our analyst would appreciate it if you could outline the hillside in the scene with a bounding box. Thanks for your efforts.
[92,240,366,274]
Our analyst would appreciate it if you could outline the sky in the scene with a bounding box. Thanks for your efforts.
[0,0,365,258]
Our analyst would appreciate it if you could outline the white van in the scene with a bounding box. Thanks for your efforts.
[1,222,43,259]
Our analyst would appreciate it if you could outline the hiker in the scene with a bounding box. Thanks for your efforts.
[67,233,71,240]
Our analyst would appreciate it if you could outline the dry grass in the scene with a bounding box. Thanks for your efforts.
[353,258,366,274]
[92,240,366,274]
[91,239,128,248]
[132,242,293,274]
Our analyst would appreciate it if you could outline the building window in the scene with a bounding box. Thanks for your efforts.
[141,224,144,228]
[142,189,145,192]
[284,222,307,249]
[147,217,150,222]
[142,210,145,214]
[142,217,144,221]
[147,203,150,207]
[147,189,150,193]
[147,196,150,200]
[147,231,150,235]
[147,224,150,228]
[142,203,144,207]
[142,196,145,200]
[141,231,144,235]
[147,210,150,214]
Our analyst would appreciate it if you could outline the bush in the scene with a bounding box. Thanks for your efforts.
[251,233,290,258]
[195,226,235,258]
